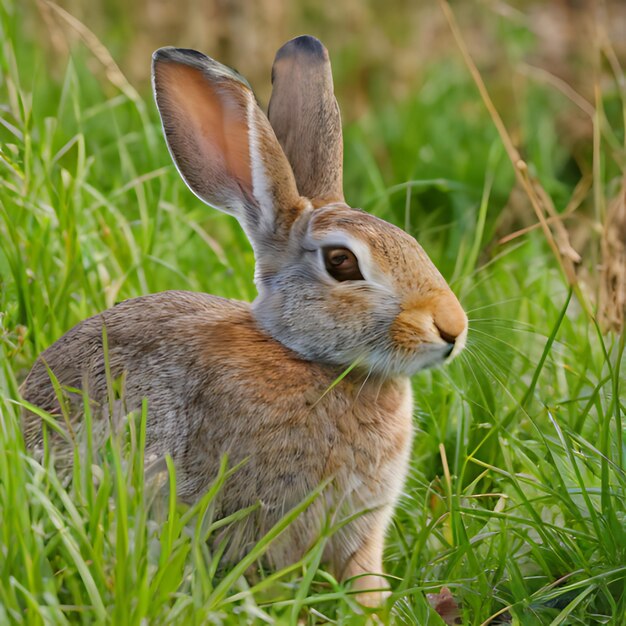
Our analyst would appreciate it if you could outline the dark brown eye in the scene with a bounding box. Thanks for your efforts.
[323,247,364,282]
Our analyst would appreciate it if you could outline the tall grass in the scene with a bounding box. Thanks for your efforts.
[1,1,624,623]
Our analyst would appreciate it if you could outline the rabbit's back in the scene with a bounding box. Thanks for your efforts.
[22,291,249,468]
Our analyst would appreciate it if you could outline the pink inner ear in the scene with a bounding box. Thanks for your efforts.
[156,62,253,195]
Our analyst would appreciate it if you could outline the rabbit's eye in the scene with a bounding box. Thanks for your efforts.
[323,247,364,282]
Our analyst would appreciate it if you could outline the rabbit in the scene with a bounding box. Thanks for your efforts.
[20,35,468,606]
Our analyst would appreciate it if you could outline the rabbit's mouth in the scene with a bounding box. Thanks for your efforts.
[407,343,462,374]
[446,325,468,361]
[363,339,464,377]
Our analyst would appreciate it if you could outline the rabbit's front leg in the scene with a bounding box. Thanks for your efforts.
[340,511,391,607]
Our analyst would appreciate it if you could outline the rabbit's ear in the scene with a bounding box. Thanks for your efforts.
[268,36,344,205]
[152,47,302,242]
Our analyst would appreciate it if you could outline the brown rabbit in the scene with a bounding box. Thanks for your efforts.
[21,36,467,606]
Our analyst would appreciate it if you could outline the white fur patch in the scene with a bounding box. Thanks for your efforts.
[246,97,274,231]
[448,325,468,360]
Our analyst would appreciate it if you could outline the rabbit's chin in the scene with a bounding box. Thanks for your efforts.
[360,344,458,378]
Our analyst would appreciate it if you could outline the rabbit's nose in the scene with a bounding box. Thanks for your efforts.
[432,292,467,347]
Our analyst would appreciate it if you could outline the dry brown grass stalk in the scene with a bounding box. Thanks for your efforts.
[498,174,592,246]
[599,181,626,333]
[36,0,141,104]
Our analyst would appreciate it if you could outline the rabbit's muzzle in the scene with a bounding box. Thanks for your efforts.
[390,289,468,362]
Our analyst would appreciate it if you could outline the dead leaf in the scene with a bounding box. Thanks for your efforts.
[426,587,461,625]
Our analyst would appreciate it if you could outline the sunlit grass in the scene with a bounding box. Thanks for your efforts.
[1,1,625,624]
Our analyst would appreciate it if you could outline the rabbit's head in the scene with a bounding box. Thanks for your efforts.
[152,36,467,376]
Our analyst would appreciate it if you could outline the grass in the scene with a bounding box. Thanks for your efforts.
[1,0,625,624]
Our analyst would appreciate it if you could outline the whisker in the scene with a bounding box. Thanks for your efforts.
[465,342,517,377]
[467,328,534,361]
[423,351,492,415]
[468,317,539,330]
[468,324,546,338]
[463,345,530,414]
[464,297,528,315]
[355,362,375,401]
